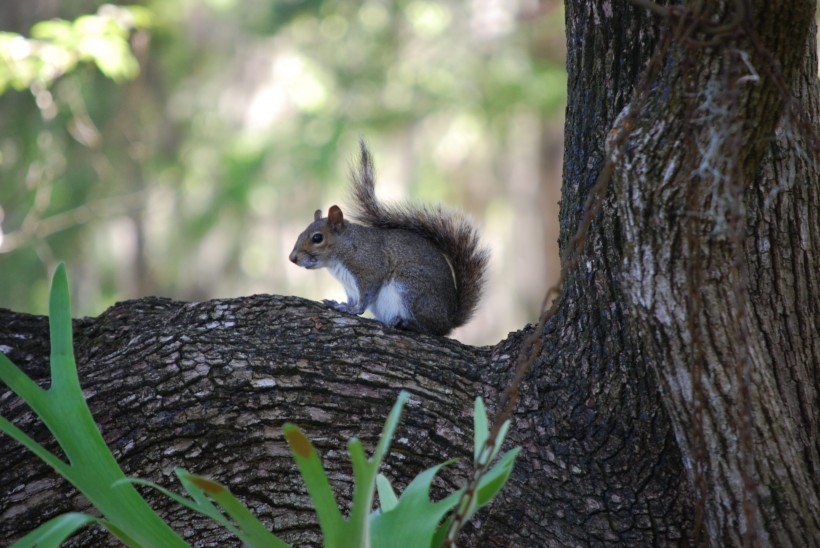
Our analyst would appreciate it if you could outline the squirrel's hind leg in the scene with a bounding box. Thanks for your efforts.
[403,293,455,337]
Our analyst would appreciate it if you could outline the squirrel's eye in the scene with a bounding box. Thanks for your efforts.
[311,233,324,244]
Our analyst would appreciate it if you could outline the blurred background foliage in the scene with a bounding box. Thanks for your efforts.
[0,0,566,345]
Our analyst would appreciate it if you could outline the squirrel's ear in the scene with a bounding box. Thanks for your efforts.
[328,205,344,230]
[314,209,322,221]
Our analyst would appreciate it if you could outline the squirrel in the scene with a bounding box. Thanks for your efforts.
[289,141,489,336]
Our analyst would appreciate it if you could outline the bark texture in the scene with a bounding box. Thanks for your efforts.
[2,1,819,546]
[0,294,691,546]
[606,1,820,544]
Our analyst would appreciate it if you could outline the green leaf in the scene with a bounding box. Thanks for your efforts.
[475,447,520,507]
[0,415,69,477]
[0,351,50,438]
[346,437,371,547]
[179,472,288,548]
[472,399,510,465]
[376,474,398,513]
[347,390,411,547]
[30,20,75,44]
[473,397,489,463]
[489,419,511,462]
[48,262,79,392]
[175,468,239,533]
[430,515,453,548]
[372,390,410,466]
[433,447,521,544]
[283,391,411,548]
[432,398,521,546]
[115,473,243,541]
[0,263,187,547]
[9,512,99,548]
[283,423,344,541]
[79,35,139,81]
[370,460,460,547]
[1,6,149,95]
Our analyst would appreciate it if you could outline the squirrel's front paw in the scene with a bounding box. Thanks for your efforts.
[323,300,367,316]
[323,299,353,314]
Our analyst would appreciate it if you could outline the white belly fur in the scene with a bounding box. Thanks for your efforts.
[369,281,412,324]
[328,261,360,304]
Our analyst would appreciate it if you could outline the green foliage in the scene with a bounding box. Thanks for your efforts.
[282,391,519,548]
[0,264,518,546]
[371,397,519,548]
[122,469,288,548]
[0,5,151,94]
[281,392,408,548]
[11,513,101,548]
[0,2,566,346]
[0,263,185,546]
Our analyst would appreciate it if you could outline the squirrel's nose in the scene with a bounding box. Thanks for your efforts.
[289,250,297,264]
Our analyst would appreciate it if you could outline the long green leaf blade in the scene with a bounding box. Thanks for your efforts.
[349,390,411,547]
[10,512,99,548]
[283,423,344,539]
[175,468,237,531]
[0,415,69,476]
[48,263,79,393]
[182,473,288,548]
[346,437,372,548]
[0,353,47,411]
[473,397,489,463]
[489,420,511,463]
[372,390,409,465]
[116,476,242,539]
[431,448,520,546]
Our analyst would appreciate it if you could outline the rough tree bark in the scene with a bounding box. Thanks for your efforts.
[2,1,819,546]
[608,2,820,545]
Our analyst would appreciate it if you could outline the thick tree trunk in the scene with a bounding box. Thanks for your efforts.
[604,1,820,544]
[2,1,819,546]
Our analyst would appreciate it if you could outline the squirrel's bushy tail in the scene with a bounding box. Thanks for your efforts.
[350,140,489,329]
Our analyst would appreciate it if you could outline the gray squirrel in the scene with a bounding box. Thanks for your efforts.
[289,141,489,336]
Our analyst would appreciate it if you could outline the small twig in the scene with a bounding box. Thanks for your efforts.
[0,191,149,253]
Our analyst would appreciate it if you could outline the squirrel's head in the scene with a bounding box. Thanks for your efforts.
[288,205,347,268]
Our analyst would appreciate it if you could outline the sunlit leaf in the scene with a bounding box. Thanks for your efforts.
[31,20,75,44]
[79,36,139,81]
